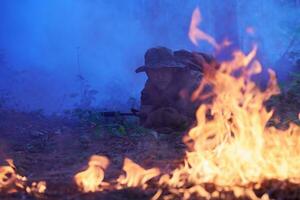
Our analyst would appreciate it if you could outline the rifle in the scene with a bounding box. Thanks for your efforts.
[99,108,139,117]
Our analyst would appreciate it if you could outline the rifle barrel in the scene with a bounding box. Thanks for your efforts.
[100,111,138,117]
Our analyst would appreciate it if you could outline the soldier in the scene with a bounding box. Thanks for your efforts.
[136,46,215,132]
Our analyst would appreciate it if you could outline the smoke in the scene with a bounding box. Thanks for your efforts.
[0,0,298,113]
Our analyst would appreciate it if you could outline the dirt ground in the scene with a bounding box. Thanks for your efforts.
[0,109,300,200]
[0,109,186,200]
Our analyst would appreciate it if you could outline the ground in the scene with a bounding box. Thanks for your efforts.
[0,108,300,200]
[0,109,185,200]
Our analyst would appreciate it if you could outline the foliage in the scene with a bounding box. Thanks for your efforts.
[286,75,300,110]
[69,75,98,109]
[70,107,150,138]
[268,71,300,126]
[69,78,143,137]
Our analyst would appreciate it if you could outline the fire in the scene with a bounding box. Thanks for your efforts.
[71,7,300,199]
[74,155,110,192]
[3,6,297,200]
[26,181,47,196]
[0,159,47,196]
[74,156,160,192]
[117,158,160,189]
[189,7,220,50]
[157,7,300,199]
[0,159,27,193]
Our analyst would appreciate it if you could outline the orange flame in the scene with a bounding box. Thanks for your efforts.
[0,159,27,193]
[160,46,300,199]
[74,155,110,192]
[117,158,160,189]
[158,7,300,199]
[189,7,220,50]
[26,181,47,195]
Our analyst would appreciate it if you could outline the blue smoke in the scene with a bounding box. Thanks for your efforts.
[0,0,299,113]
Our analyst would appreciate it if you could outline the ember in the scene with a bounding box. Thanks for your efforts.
[0,159,26,193]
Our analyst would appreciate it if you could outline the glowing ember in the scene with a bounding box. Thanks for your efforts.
[74,155,110,192]
[26,181,47,195]
[117,157,160,189]
[0,159,27,193]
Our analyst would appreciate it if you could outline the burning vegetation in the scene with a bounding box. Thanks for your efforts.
[0,5,300,200]
[74,155,110,192]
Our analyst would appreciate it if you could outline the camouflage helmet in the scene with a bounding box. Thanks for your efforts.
[136,46,210,73]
